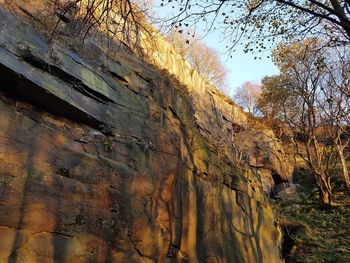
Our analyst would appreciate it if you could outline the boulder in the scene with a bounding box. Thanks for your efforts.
[274,183,301,202]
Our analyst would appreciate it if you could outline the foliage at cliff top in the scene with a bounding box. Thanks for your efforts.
[158,0,350,55]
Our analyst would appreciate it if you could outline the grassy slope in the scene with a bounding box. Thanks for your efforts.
[274,167,350,263]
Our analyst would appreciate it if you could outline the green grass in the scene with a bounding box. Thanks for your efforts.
[275,167,350,263]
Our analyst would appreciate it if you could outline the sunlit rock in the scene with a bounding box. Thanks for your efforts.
[0,6,290,262]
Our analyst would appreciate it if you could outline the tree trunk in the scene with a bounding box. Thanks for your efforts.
[329,0,350,39]
[314,171,333,208]
[307,138,333,207]
[337,144,350,191]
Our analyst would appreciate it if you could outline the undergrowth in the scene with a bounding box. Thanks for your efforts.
[274,167,350,263]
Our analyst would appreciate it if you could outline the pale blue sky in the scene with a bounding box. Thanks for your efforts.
[203,30,279,96]
[153,2,279,96]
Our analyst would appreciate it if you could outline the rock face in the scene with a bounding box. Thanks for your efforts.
[142,21,294,193]
[0,6,289,263]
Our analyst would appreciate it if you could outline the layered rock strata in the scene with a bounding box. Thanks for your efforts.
[0,6,289,262]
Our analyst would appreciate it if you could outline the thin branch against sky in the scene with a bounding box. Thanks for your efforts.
[152,0,279,95]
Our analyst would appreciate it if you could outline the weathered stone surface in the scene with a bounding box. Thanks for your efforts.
[142,27,293,192]
[0,7,287,262]
[274,183,301,202]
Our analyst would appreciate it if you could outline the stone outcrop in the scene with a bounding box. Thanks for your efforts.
[0,5,290,262]
[142,21,293,193]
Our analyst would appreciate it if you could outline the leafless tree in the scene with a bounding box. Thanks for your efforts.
[166,29,229,93]
[17,0,156,53]
[233,81,261,116]
[318,44,350,191]
[261,39,338,207]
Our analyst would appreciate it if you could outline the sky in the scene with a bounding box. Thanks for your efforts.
[203,30,279,96]
[152,2,280,96]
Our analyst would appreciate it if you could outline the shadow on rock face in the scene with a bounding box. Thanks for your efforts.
[0,6,286,263]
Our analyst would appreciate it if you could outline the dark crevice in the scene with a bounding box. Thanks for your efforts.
[198,125,214,137]
[270,171,289,199]
[20,50,114,104]
[281,223,308,262]
[135,72,152,83]
[73,139,88,144]
[108,71,129,83]
[44,230,74,238]
[17,6,41,22]
[168,106,178,118]
[125,86,139,95]
[222,115,230,122]
[272,171,288,185]
[282,226,295,261]
[55,11,71,23]
[0,63,104,131]
[56,168,70,178]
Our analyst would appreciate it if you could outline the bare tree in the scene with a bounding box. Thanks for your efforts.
[261,39,338,207]
[318,45,350,191]
[166,30,229,93]
[325,126,350,190]
[260,39,350,195]
[233,81,261,116]
[14,0,156,53]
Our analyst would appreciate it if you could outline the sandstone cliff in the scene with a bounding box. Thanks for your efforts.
[0,5,290,262]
